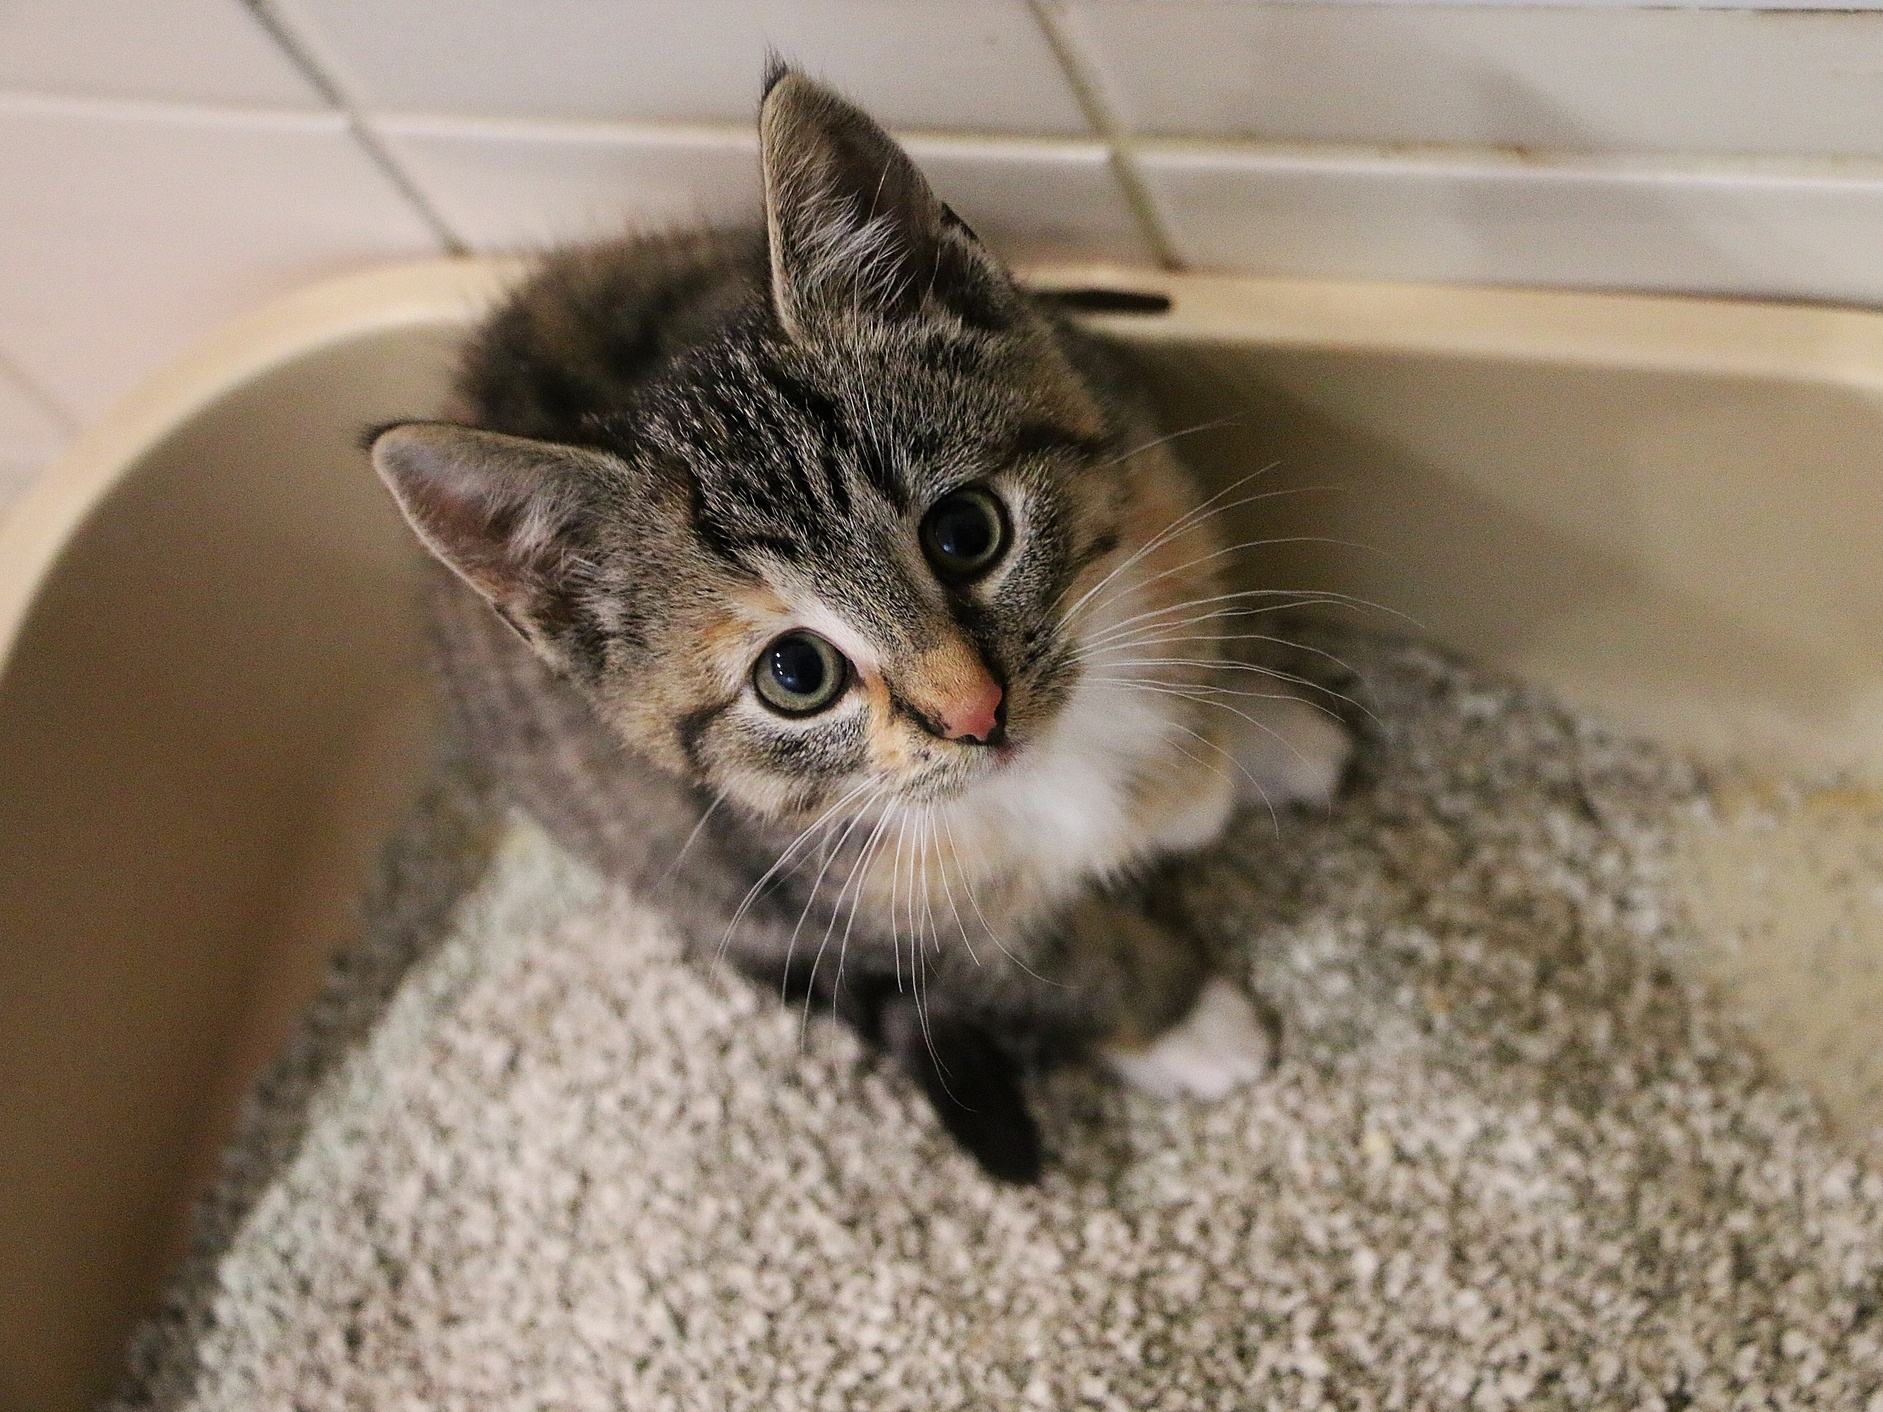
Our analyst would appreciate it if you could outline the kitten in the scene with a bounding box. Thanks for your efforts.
[370,66,1350,1183]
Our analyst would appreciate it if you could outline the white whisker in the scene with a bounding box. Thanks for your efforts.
[715,777,877,970]
[798,799,897,1048]
[929,805,980,970]
[1072,532,1382,641]
[659,789,727,888]
[940,806,1062,987]
[1063,485,1358,635]
[1077,599,1356,649]
[1076,586,1409,658]
[1076,627,1369,690]
[779,783,885,998]
[889,808,912,993]
[1089,676,1329,784]
[910,813,946,1080]
[1089,656,1365,722]
[1161,714,1279,833]
[1055,463,1286,625]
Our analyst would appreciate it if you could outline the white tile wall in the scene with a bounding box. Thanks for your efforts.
[0,97,440,422]
[0,0,323,108]
[1143,144,1883,304]
[899,135,1153,265]
[280,0,1090,133]
[378,117,765,253]
[0,354,72,516]
[0,459,48,516]
[8,0,1883,502]
[381,115,1152,266]
[1067,5,1883,158]
[1194,0,1883,8]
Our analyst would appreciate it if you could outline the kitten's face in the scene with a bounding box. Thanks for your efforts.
[374,72,1172,828]
[590,321,1132,823]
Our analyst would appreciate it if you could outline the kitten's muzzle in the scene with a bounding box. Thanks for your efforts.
[937,676,1005,746]
[905,681,1005,748]
[899,645,1007,747]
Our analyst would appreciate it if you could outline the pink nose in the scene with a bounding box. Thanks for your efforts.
[940,677,1004,743]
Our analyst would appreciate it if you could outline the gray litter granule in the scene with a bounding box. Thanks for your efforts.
[118,635,1883,1410]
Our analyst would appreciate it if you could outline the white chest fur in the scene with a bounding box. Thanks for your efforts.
[947,673,1235,904]
[904,554,1243,934]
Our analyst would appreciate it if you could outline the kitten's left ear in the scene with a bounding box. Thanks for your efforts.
[759,67,1021,339]
[371,422,614,675]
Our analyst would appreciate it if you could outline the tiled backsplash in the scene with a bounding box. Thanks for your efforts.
[5,0,1883,501]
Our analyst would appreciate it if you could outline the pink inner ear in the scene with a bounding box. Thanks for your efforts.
[374,423,589,611]
[400,471,545,603]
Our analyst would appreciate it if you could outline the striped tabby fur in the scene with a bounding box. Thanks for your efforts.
[371,68,1346,1182]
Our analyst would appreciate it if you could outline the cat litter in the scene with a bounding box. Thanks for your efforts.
[115,632,1883,1410]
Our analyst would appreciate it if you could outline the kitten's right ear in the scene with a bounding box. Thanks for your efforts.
[370,422,613,668]
[759,68,1019,339]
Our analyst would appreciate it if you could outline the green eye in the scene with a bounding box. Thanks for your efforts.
[921,487,1007,580]
[754,630,848,715]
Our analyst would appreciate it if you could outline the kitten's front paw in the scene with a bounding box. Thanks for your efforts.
[1227,694,1352,811]
[1103,978,1276,1101]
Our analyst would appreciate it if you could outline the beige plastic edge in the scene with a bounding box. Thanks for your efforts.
[0,257,527,679]
[3,257,1880,1412]
[14,257,1883,680]
[1027,262,1883,385]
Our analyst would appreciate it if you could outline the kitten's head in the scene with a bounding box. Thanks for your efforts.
[374,70,1183,825]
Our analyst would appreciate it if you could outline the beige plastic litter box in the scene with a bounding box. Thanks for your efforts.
[3,258,1880,1412]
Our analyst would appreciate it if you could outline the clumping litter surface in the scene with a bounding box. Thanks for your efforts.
[120,635,1883,1410]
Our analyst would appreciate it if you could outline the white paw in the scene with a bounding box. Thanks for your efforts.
[1225,693,1352,810]
[1103,978,1276,1101]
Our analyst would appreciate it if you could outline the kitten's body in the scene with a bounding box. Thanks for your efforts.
[378,76,1346,1180]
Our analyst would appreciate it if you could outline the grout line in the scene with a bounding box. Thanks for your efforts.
[240,0,468,255]
[375,107,1116,160]
[377,110,763,147]
[1026,0,1185,272]
[0,346,80,439]
[201,100,1883,190]
[0,88,344,129]
[1138,136,1883,185]
[14,80,1883,191]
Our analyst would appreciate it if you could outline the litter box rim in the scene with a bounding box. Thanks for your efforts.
[10,256,1883,680]
[0,256,524,679]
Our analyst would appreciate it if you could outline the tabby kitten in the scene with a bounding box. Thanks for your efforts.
[371,67,1349,1183]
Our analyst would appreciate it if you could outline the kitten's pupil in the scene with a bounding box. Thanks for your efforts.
[931,504,991,561]
[754,630,846,714]
[771,637,825,695]
[922,488,1005,579]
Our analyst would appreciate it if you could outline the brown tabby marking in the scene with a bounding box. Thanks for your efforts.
[371,68,1348,1182]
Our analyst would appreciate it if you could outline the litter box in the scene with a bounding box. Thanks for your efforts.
[2,257,1880,1412]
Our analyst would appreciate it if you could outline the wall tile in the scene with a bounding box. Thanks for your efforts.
[0,99,441,421]
[1070,5,1883,159]
[0,353,69,516]
[1143,144,1883,306]
[383,116,1152,266]
[0,353,68,520]
[1212,0,1883,6]
[0,460,47,519]
[1308,0,1883,6]
[0,0,323,109]
[900,135,1154,265]
[0,356,72,468]
[282,0,1086,133]
[378,118,763,252]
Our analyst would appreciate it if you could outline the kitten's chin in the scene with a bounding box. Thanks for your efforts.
[963,742,1021,786]
[910,741,1019,803]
